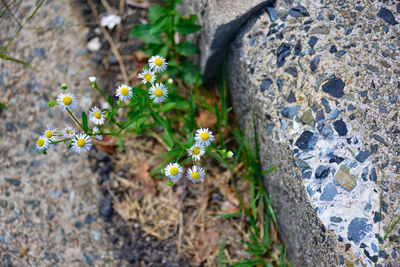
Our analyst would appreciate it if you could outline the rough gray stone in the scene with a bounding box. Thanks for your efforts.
[180,0,275,82]
[224,0,399,265]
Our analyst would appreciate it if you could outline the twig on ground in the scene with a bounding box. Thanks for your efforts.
[115,0,125,43]
[87,0,129,84]
[100,0,114,14]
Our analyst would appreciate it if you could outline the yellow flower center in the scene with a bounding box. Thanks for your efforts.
[120,87,129,96]
[77,139,86,148]
[66,129,74,135]
[37,139,44,147]
[191,172,200,180]
[94,112,101,119]
[154,58,163,66]
[170,167,179,176]
[144,74,152,82]
[63,96,72,106]
[45,130,53,138]
[154,89,163,97]
[200,132,209,141]
[192,147,200,155]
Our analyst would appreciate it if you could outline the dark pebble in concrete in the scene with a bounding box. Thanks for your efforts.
[288,5,310,17]
[294,40,302,55]
[373,211,385,223]
[308,36,318,48]
[322,78,345,98]
[266,6,277,22]
[316,110,325,122]
[310,56,320,71]
[295,130,318,151]
[369,167,377,182]
[329,155,345,164]
[5,178,21,187]
[98,198,113,219]
[361,166,369,181]
[347,217,372,245]
[355,150,371,163]
[330,216,343,223]
[333,119,348,136]
[280,105,298,118]
[276,42,293,67]
[335,50,347,58]
[320,183,338,201]
[286,91,296,103]
[260,79,273,92]
[321,97,331,112]
[329,45,337,53]
[378,7,398,25]
[315,165,330,179]
[317,123,334,139]
[284,67,298,77]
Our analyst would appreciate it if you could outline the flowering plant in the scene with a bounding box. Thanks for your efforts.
[36,55,232,185]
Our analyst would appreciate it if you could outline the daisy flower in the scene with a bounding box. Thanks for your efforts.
[92,126,103,140]
[89,76,96,83]
[57,92,77,110]
[89,106,105,125]
[63,125,76,138]
[149,83,168,103]
[148,55,167,73]
[186,166,205,183]
[71,133,92,153]
[187,144,205,161]
[195,128,214,147]
[36,136,50,151]
[115,84,133,102]
[164,163,183,182]
[138,68,156,84]
[43,125,57,142]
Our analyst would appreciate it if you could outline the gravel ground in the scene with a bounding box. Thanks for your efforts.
[0,0,117,265]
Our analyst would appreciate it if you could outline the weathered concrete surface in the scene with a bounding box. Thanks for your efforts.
[0,0,116,265]
[180,0,274,83]
[227,0,400,266]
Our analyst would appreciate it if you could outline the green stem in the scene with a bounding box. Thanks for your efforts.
[0,0,16,19]
[1,0,45,54]
[93,82,109,106]
[66,108,85,132]
[50,138,71,144]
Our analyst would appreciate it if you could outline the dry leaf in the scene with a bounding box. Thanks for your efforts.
[133,50,148,62]
[194,227,220,265]
[94,135,115,154]
[136,161,156,195]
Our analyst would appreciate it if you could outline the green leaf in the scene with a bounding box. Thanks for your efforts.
[131,24,152,38]
[148,4,165,23]
[181,60,201,84]
[149,13,170,35]
[175,41,200,56]
[164,129,174,148]
[158,102,176,113]
[186,132,194,147]
[0,101,7,110]
[174,15,201,34]
[82,112,88,132]
[220,211,242,219]
[261,166,277,175]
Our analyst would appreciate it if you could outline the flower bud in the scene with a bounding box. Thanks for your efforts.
[227,151,234,159]
[48,100,56,107]
[60,84,68,90]
[89,76,96,83]
[167,78,173,84]
[117,100,122,106]
[167,180,173,186]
